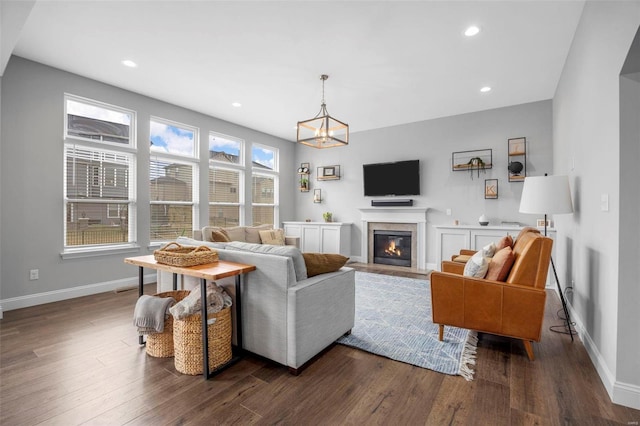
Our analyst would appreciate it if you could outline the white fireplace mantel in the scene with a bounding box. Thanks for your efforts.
[358,207,428,270]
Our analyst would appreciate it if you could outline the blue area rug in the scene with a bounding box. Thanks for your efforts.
[337,272,477,380]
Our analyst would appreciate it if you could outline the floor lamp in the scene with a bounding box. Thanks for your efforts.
[519,174,575,341]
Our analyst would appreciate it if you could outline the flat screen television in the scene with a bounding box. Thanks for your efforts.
[363,159,420,197]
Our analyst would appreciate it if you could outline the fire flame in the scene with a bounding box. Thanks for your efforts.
[385,240,402,257]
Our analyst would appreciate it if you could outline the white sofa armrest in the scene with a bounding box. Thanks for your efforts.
[286,267,355,368]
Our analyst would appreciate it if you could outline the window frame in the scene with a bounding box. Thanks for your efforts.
[251,143,279,227]
[208,132,246,227]
[62,95,138,256]
[148,117,200,245]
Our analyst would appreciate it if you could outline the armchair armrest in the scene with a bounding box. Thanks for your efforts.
[441,260,465,275]
[430,270,546,342]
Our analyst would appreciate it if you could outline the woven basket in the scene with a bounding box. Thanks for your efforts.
[174,306,232,375]
[154,242,219,267]
[145,290,191,358]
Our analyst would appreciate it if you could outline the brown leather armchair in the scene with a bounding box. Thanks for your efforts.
[430,230,553,360]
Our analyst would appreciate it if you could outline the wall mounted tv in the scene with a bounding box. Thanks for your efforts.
[363,159,420,197]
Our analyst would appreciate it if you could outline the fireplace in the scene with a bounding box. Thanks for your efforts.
[359,207,427,270]
[373,230,412,267]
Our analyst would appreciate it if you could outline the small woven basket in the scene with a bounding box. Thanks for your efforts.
[145,290,191,358]
[173,306,232,375]
[154,242,219,267]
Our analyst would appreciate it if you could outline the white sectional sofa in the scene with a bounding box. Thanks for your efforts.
[161,235,355,374]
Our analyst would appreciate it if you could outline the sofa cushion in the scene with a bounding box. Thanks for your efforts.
[226,241,308,281]
[245,224,272,244]
[302,253,349,277]
[211,229,231,243]
[259,229,285,246]
[463,251,489,278]
[485,246,515,281]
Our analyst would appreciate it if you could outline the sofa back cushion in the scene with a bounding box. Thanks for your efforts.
[226,241,308,281]
[245,224,272,244]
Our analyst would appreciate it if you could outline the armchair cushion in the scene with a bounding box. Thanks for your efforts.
[496,235,514,250]
[485,246,515,281]
[463,251,489,278]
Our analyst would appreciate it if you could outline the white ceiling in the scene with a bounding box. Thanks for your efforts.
[7,0,585,142]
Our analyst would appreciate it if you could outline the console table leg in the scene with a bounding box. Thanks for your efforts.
[201,278,209,379]
[173,273,178,291]
[235,275,243,352]
[138,266,144,346]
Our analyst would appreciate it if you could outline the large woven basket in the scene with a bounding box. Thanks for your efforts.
[173,306,232,375]
[145,290,191,358]
[154,242,219,267]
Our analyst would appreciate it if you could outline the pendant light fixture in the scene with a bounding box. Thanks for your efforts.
[297,74,349,148]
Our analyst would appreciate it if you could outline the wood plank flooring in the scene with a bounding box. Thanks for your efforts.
[1,264,638,425]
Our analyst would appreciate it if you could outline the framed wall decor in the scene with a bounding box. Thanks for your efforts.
[317,165,341,181]
[508,137,526,182]
[485,179,498,199]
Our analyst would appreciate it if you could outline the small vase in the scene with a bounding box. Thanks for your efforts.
[478,214,489,226]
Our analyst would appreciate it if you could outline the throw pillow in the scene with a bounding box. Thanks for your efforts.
[485,246,516,281]
[245,224,273,244]
[495,235,513,250]
[463,250,489,278]
[482,242,497,258]
[259,229,286,246]
[302,253,349,277]
[211,229,231,243]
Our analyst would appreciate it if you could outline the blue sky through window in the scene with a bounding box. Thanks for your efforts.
[150,120,195,157]
[252,146,275,170]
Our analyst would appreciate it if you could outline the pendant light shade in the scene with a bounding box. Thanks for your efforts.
[297,75,349,148]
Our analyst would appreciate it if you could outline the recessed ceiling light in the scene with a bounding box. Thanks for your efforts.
[465,26,480,37]
[121,59,137,68]
[232,102,242,108]
[480,86,492,93]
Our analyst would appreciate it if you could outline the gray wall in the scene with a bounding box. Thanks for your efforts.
[294,100,553,267]
[553,0,640,407]
[0,57,296,307]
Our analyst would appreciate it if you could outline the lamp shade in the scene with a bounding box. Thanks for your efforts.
[519,175,574,215]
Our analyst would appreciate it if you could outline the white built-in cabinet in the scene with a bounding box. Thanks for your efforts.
[282,222,351,256]
[434,225,556,287]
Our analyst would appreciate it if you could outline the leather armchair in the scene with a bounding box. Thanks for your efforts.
[430,230,553,360]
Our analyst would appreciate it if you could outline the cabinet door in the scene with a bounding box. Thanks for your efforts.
[283,224,302,238]
[471,229,512,251]
[437,228,470,269]
[301,225,321,252]
[320,227,340,254]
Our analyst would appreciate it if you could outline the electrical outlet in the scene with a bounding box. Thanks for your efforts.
[29,269,39,280]
[446,208,452,216]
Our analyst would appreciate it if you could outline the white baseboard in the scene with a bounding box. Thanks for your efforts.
[0,274,156,315]
[566,297,640,410]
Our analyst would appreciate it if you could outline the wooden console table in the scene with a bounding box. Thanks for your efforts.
[124,255,255,379]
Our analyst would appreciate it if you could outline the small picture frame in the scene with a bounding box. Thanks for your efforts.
[313,188,322,203]
[508,137,526,155]
[536,219,553,228]
[317,165,341,181]
[485,179,498,199]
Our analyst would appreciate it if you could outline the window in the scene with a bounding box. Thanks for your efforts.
[208,132,244,227]
[251,144,278,226]
[64,95,136,250]
[149,117,199,243]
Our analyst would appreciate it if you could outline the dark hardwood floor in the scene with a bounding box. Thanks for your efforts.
[1,264,638,425]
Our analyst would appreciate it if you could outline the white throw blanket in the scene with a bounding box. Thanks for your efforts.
[133,295,176,335]
[169,282,232,320]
